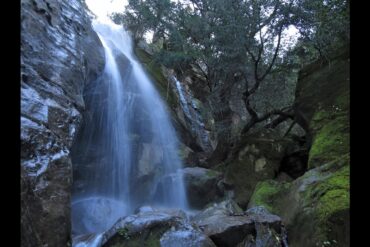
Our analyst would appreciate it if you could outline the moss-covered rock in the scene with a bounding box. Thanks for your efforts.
[223,129,296,208]
[248,180,291,214]
[248,47,349,246]
[308,108,349,168]
[248,155,349,247]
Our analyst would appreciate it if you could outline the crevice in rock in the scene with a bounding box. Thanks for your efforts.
[279,150,308,179]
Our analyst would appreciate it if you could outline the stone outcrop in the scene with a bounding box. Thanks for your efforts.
[192,202,288,247]
[248,47,350,247]
[73,204,287,247]
[21,0,105,246]
[220,129,301,208]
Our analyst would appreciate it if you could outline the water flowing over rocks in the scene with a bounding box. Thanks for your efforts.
[20,0,349,245]
[73,208,215,247]
[70,19,188,239]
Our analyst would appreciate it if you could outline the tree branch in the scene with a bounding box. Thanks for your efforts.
[242,106,294,134]
[258,22,284,83]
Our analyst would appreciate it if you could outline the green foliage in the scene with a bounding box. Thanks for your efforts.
[115,0,298,86]
[114,0,349,88]
[113,0,349,135]
[292,0,349,60]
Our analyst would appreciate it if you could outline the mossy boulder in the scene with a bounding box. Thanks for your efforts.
[249,47,349,247]
[294,46,349,169]
[223,129,296,208]
[248,180,291,214]
[308,108,349,168]
[248,156,349,247]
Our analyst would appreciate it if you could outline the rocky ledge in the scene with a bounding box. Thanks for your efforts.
[73,202,287,247]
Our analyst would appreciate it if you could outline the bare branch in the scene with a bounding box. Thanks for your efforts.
[242,106,294,134]
[258,22,284,83]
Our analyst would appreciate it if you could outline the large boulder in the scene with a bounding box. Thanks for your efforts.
[181,167,223,208]
[73,208,216,247]
[21,0,105,246]
[249,46,350,247]
[222,129,297,208]
[192,201,287,247]
[248,156,349,247]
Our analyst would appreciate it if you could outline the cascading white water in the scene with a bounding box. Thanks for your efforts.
[71,20,187,236]
[172,76,213,152]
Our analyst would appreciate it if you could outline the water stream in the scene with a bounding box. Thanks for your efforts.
[71,20,187,238]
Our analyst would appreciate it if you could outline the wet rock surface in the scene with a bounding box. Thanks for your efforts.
[73,205,287,247]
[192,202,287,247]
[21,0,104,246]
[73,208,214,247]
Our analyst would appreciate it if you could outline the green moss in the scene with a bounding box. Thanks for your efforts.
[249,180,290,214]
[307,73,349,169]
[296,162,349,244]
[312,165,349,220]
[308,110,349,168]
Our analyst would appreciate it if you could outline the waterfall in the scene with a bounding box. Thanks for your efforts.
[172,76,213,153]
[71,20,187,236]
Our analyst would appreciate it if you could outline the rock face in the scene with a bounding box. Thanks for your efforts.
[222,129,299,208]
[21,0,105,246]
[248,47,350,247]
[192,202,287,247]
